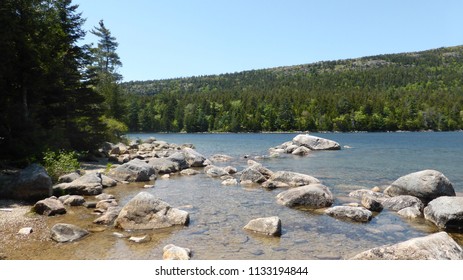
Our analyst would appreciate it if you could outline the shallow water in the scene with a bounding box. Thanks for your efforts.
[3,132,463,259]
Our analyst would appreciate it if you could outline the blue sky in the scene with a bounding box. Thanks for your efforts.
[75,0,463,82]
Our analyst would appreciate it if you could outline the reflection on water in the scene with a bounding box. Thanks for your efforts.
[3,132,463,259]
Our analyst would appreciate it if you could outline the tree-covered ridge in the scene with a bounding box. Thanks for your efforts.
[122,46,463,133]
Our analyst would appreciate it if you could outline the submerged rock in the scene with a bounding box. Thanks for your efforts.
[384,170,455,203]
[351,232,463,260]
[424,196,463,231]
[114,192,189,230]
[243,216,282,236]
[276,184,334,208]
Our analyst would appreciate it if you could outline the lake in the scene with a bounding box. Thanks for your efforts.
[10,132,463,259]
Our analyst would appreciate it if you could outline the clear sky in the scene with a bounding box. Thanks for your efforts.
[74,0,463,82]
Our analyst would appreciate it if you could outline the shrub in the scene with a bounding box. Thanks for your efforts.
[43,150,81,182]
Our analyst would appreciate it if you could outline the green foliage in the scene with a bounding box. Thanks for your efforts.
[122,46,463,133]
[100,116,128,143]
[43,150,80,182]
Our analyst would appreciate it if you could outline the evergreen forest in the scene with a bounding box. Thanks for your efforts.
[123,46,463,133]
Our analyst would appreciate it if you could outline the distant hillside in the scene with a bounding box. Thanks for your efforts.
[122,46,463,132]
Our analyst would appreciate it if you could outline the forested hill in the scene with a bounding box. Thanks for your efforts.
[122,46,463,132]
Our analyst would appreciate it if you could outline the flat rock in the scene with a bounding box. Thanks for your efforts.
[351,232,463,260]
[276,184,334,208]
[325,206,372,222]
[263,171,320,188]
[163,244,191,260]
[51,223,89,243]
[114,192,189,230]
[384,170,455,203]
[180,168,200,176]
[243,216,282,236]
[424,196,463,231]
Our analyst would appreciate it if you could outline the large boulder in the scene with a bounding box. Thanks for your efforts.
[384,170,455,203]
[243,216,282,236]
[53,172,103,196]
[0,164,52,201]
[114,192,189,230]
[147,158,179,174]
[32,196,66,216]
[263,171,320,188]
[351,232,463,260]
[108,159,156,182]
[292,134,341,150]
[424,196,463,231]
[167,152,190,170]
[51,223,89,243]
[276,184,334,208]
[182,147,207,167]
[325,206,372,222]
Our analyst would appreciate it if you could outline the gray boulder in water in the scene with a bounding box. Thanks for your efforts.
[424,196,463,231]
[51,223,89,243]
[108,159,156,182]
[384,170,455,203]
[243,216,282,236]
[276,184,334,208]
[114,192,189,230]
[351,232,463,260]
[292,134,341,150]
[325,206,372,222]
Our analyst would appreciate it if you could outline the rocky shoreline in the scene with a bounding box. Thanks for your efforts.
[1,133,463,260]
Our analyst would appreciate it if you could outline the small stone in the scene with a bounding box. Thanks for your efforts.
[18,227,33,235]
[163,244,191,260]
[143,184,154,188]
[129,235,151,243]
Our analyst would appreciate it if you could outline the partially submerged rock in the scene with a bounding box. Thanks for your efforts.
[424,196,463,231]
[325,206,372,222]
[351,232,463,260]
[51,223,89,243]
[243,216,282,236]
[263,171,320,188]
[292,134,341,151]
[384,170,455,203]
[381,195,424,212]
[163,244,191,260]
[114,192,189,230]
[276,184,334,208]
